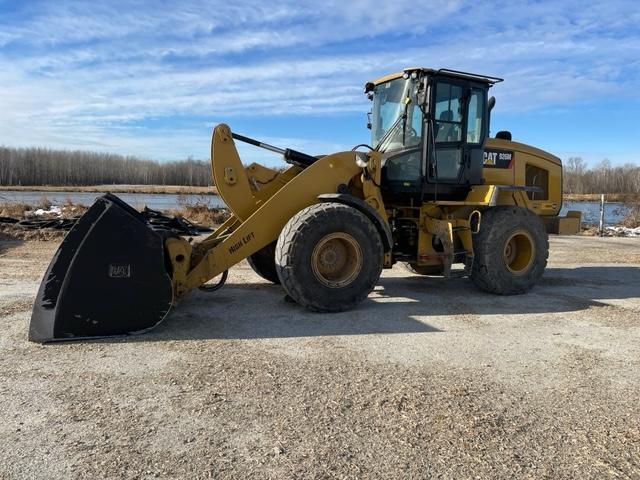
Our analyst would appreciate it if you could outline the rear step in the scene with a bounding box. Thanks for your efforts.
[29,193,174,343]
[447,251,474,278]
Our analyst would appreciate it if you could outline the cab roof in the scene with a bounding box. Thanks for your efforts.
[365,67,504,92]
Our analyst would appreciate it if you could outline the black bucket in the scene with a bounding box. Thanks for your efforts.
[29,193,174,342]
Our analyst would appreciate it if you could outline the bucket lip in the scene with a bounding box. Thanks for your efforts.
[30,322,169,344]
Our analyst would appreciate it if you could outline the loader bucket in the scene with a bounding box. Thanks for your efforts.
[29,193,174,343]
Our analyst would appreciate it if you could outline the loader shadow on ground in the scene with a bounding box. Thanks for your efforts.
[135,265,640,342]
[378,266,640,303]
[148,287,444,340]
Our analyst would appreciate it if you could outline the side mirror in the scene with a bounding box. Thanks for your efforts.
[417,79,430,115]
[366,112,372,130]
[488,96,496,112]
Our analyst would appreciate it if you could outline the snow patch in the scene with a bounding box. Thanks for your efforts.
[605,226,640,237]
[32,206,62,216]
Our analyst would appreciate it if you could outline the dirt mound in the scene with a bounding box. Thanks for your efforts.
[0,224,66,241]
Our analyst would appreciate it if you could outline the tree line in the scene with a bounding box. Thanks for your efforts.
[564,158,640,195]
[0,146,638,193]
[0,146,213,186]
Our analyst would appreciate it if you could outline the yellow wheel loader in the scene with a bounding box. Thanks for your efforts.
[29,68,581,342]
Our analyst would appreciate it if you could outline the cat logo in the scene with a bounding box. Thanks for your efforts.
[108,264,131,278]
[483,151,497,165]
[483,149,514,169]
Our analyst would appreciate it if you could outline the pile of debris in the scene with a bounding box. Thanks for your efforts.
[0,206,212,237]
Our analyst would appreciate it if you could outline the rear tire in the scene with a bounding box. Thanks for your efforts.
[275,203,383,312]
[471,206,548,294]
[246,241,280,284]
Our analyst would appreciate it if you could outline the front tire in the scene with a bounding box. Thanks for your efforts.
[470,206,548,295]
[275,203,383,312]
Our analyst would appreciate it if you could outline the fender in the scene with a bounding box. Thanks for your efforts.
[180,149,363,292]
[318,193,393,253]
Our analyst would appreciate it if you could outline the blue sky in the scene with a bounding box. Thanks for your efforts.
[0,0,639,167]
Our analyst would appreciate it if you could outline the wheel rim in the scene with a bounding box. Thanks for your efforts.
[503,230,535,275]
[311,232,363,288]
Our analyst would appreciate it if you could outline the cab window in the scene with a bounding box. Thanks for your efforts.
[408,103,423,147]
[434,83,462,143]
[466,88,484,144]
[384,150,421,182]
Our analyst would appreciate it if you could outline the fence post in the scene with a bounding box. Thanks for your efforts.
[599,194,605,237]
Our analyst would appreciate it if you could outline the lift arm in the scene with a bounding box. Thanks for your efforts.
[167,124,366,298]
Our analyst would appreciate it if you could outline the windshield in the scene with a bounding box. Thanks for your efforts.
[371,77,423,152]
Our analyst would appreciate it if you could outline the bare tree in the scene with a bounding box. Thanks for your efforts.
[0,146,213,186]
[1,146,638,193]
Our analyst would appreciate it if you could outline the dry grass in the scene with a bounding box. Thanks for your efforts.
[0,184,218,195]
[172,192,230,226]
[170,205,230,226]
[564,193,640,202]
[621,201,640,228]
[36,196,52,209]
[0,201,88,220]
[0,202,31,218]
[0,200,87,241]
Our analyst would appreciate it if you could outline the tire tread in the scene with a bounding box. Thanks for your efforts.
[275,203,383,312]
[471,206,548,295]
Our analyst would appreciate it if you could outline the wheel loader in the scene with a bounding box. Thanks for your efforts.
[29,67,581,342]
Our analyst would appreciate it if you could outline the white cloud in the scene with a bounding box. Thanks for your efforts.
[0,0,639,161]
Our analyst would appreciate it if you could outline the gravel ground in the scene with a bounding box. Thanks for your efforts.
[0,236,639,479]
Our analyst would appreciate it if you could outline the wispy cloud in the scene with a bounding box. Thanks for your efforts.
[0,0,638,161]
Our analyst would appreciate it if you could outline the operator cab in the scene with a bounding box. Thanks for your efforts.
[365,68,503,201]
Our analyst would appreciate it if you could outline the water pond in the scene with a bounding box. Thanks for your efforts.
[0,190,630,225]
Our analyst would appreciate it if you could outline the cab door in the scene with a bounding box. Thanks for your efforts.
[463,86,487,186]
[428,80,487,187]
